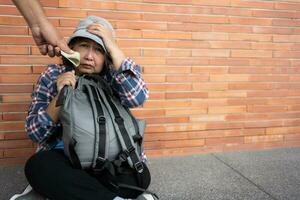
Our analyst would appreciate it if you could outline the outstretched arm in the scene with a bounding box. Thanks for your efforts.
[12,0,72,57]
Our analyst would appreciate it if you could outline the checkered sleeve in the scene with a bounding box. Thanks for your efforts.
[112,58,149,108]
[25,65,60,144]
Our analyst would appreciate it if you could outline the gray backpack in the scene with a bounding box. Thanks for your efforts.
[57,75,146,173]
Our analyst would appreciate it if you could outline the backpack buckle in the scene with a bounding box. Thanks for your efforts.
[134,161,144,173]
[97,116,106,124]
[125,146,135,156]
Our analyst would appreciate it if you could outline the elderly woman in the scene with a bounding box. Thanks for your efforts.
[12,16,156,200]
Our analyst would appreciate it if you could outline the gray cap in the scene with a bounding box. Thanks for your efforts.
[68,16,114,52]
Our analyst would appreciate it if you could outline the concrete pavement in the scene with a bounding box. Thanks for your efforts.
[1,147,300,200]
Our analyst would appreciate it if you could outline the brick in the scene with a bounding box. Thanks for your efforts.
[0,85,33,93]
[190,114,225,122]
[145,139,205,149]
[59,0,86,8]
[229,33,272,42]
[210,41,251,49]
[147,83,191,91]
[229,67,296,74]
[0,16,26,26]
[143,49,191,57]
[0,94,31,103]
[131,109,165,118]
[247,105,288,113]
[142,30,191,40]
[208,91,247,98]
[192,49,230,57]
[146,146,223,157]
[253,10,296,19]
[144,66,190,74]
[143,75,165,83]
[253,27,293,35]
[166,75,209,82]
[4,132,28,140]
[193,82,228,90]
[167,58,209,66]
[212,24,252,33]
[0,46,29,55]
[231,0,274,9]
[166,91,208,99]
[4,148,35,158]
[168,40,210,49]
[244,121,283,128]
[273,51,300,58]
[251,42,292,50]
[208,106,246,114]
[210,74,249,81]
[0,103,29,112]
[285,134,300,141]
[273,35,300,43]
[206,137,244,146]
[116,30,142,39]
[0,66,31,74]
[0,55,60,65]
[230,17,272,26]
[245,135,283,143]
[88,11,141,21]
[44,8,86,18]
[144,100,191,108]
[0,157,27,166]
[165,108,207,116]
[266,126,300,135]
[0,75,39,84]
[148,92,165,100]
[0,6,19,15]
[0,0,12,5]
[146,116,189,124]
[116,21,168,31]
[40,0,59,7]
[249,75,289,82]
[134,57,166,65]
[191,99,228,106]
[117,39,168,48]
[231,50,272,58]
[227,99,268,106]
[145,123,206,133]
[210,58,250,66]
[249,59,290,67]
[168,23,211,32]
[214,7,252,16]
[2,112,27,121]
[0,26,28,35]
[192,32,228,40]
[0,122,25,131]
[275,2,300,11]
[191,66,228,74]
[0,36,33,45]
[273,19,300,27]
[0,139,32,148]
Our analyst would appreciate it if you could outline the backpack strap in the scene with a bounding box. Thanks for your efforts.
[85,84,108,169]
[102,91,144,174]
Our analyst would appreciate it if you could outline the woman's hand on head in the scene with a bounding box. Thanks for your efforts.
[87,22,126,70]
[56,70,76,93]
[86,22,117,53]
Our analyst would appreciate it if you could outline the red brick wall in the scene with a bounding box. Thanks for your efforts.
[1,0,300,165]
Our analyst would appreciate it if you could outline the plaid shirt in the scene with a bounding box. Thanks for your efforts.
[26,58,149,161]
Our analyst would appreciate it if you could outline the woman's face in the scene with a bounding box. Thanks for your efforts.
[72,38,105,75]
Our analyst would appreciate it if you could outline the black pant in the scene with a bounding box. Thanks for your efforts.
[25,149,142,200]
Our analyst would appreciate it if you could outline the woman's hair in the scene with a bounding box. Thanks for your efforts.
[62,37,113,76]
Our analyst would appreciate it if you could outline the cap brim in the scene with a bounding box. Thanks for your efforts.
[68,29,107,52]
